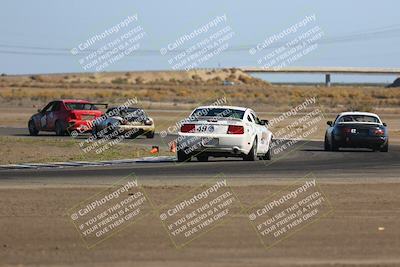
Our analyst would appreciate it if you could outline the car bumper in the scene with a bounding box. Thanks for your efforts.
[177,133,252,155]
[114,124,155,133]
[67,120,93,132]
[334,134,388,148]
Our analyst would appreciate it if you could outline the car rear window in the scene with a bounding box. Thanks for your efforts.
[65,103,98,110]
[191,108,245,119]
[338,115,380,123]
[106,108,145,118]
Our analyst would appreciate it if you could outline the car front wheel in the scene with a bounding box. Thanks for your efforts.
[28,120,39,136]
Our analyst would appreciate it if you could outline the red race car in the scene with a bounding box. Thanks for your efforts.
[28,99,105,136]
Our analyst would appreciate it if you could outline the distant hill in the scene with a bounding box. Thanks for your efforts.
[2,68,269,86]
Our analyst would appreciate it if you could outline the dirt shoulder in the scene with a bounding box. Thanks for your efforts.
[0,181,399,267]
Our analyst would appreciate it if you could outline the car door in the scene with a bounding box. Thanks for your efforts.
[38,102,54,130]
[46,101,62,130]
[250,111,268,153]
[245,111,256,136]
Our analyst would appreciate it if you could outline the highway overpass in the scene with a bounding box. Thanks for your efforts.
[240,67,400,86]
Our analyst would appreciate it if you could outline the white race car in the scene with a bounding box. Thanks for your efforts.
[177,106,273,162]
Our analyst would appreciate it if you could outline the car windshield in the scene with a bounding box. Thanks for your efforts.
[65,103,98,110]
[191,108,245,119]
[339,115,380,123]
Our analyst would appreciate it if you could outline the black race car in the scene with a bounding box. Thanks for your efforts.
[324,112,388,152]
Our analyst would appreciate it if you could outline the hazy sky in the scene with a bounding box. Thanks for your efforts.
[0,0,399,82]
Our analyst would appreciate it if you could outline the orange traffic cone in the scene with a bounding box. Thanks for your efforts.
[150,146,159,154]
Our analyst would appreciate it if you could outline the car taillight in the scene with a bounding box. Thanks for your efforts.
[180,124,195,133]
[342,127,351,134]
[227,125,244,134]
[374,129,385,136]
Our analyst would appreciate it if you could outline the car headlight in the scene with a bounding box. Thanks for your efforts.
[144,118,153,125]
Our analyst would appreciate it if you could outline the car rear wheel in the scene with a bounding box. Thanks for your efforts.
[129,129,143,139]
[145,131,155,138]
[92,126,100,138]
[28,120,39,136]
[244,138,257,161]
[330,135,339,151]
[196,154,209,162]
[262,146,272,160]
[380,142,389,152]
[55,121,66,136]
[324,136,330,151]
[177,149,191,162]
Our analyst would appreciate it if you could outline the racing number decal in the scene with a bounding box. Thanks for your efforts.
[197,125,207,132]
[196,125,214,133]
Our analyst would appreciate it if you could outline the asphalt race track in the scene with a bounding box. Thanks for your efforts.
[1,134,399,183]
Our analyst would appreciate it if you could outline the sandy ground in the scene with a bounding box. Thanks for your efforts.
[1,180,400,267]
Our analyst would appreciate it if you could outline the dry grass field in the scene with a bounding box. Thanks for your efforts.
[1,69,399,113]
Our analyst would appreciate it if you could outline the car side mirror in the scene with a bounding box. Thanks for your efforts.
[327,121,333,126]
[260,119,269,126]
[37,109,42,113]
[383,122,387,127]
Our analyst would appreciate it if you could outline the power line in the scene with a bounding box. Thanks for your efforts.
[0,25,399,56]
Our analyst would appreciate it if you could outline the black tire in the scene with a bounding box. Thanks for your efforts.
[28,120,39,136]
[331,135,339,151]
[262,145,272,160]
[92,126,99,138]
[177,149,191,162]
[196,154,209,162]
[244,138,257,161]
[145,131,155,139]
[106,123,118,138]
[55,121,66,136]
[129,129,143,139]
[380,141,389,152]
[324,136,330,151]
